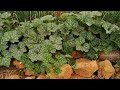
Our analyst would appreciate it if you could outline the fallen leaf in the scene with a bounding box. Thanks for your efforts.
[74,58,98,77]
[98,60,115,79]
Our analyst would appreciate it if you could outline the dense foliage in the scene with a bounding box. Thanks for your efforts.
[0,11,120,76]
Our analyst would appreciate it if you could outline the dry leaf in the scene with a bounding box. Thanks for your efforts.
[37,73,49,79]
[74,58,98,77]
[98,60,115,79]
[13,59,25,69]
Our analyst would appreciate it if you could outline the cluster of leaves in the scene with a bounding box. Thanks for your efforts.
[0,11,120,76]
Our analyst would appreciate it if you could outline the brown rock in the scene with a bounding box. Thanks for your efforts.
[47,69,59,79]
[13,59,25,69]
[24,70,34,76]
[70,74,92,79]
[99,50,120,61]
[47,64,73,79]
[59,64,73,79]
[98,60,115,79]
[25,76,35,79]
[74,58,98,77]
[37,73,49,79]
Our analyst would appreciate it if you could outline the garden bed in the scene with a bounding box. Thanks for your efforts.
[0,11,120,79]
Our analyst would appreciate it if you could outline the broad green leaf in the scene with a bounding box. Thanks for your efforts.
[64,16,79,30]
[28,50,42,62]
[2,30,21,43]
[0,56,11,67]
[75,36,85,45]
[9,44,26,60]
[47,23,59,32]
[53,67,62,75]
[1,12,11,19]
[86,31,94,41]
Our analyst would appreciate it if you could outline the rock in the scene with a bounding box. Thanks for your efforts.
[25,77,33,79]
[47,69,59,79]
[70,73,92,79]
[98,60,115,79]
[37,73,49,79]
[25,76,35,79]
[24,70,34,76]
[99,50,120,61]
[47,64,73,79]
[59,64,73,79]
[74,58,98,77]
[13,59,25,69]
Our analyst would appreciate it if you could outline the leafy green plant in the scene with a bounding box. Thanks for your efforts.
[0,11,120,76]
